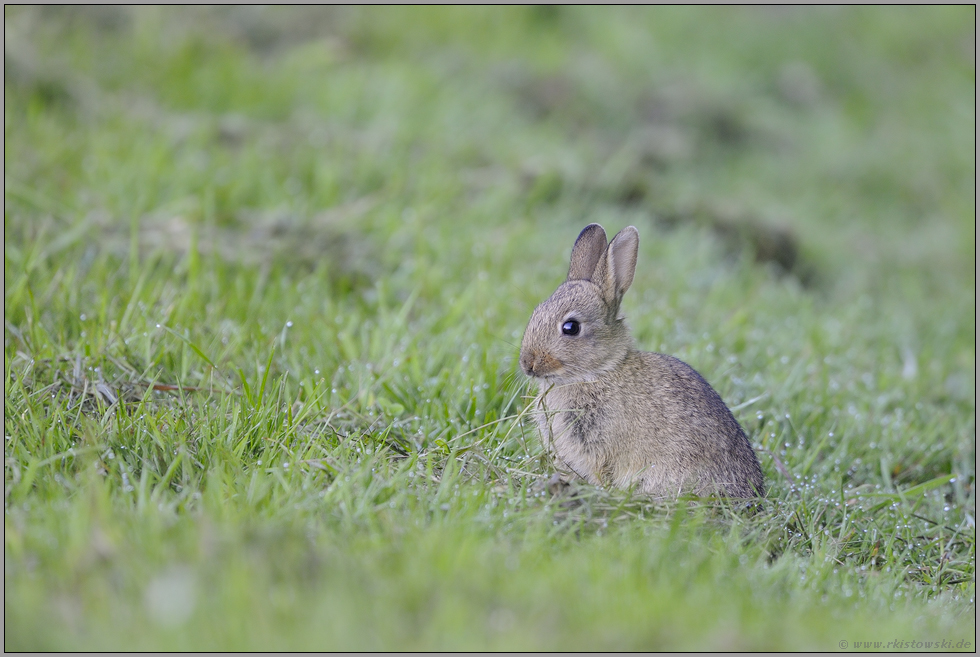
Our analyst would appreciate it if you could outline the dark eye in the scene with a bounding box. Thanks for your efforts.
[561,320,580,336]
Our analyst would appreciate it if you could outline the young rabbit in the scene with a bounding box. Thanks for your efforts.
[519,224,764,499]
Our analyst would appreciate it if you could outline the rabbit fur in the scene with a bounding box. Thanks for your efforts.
[519,223,764,499]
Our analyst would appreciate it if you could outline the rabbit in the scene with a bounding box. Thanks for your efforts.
[519,223,764,499]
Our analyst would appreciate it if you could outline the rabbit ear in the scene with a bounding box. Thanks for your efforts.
[594,226,638,309]
[566,224,608,281]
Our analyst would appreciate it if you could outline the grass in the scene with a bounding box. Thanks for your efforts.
[4,5,976,650]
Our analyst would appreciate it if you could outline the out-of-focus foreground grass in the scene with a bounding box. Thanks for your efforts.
[4,6,975,650]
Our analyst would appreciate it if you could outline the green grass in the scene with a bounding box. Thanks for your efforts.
[4,6,975,650]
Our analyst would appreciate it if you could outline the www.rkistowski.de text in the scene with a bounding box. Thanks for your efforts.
[840,639,973,650]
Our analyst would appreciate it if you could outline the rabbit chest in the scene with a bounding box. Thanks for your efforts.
[535,378,658,489]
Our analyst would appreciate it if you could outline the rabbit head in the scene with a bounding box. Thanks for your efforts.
[520,224,639,384]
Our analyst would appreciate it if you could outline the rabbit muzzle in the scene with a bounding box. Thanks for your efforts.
[520,349,562,379]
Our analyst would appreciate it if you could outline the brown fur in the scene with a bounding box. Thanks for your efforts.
[520,224,764,499]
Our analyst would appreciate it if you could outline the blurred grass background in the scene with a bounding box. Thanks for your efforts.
[4,6,975,650]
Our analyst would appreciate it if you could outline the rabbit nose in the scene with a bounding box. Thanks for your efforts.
[521,350,559,377]
[520,351,535,376]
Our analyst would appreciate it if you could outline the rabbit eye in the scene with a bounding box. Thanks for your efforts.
[561,320,581,336]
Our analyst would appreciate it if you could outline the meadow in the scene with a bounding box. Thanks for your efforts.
[4,6,975,650]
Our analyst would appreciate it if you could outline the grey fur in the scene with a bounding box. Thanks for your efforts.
[520,224,764,499]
